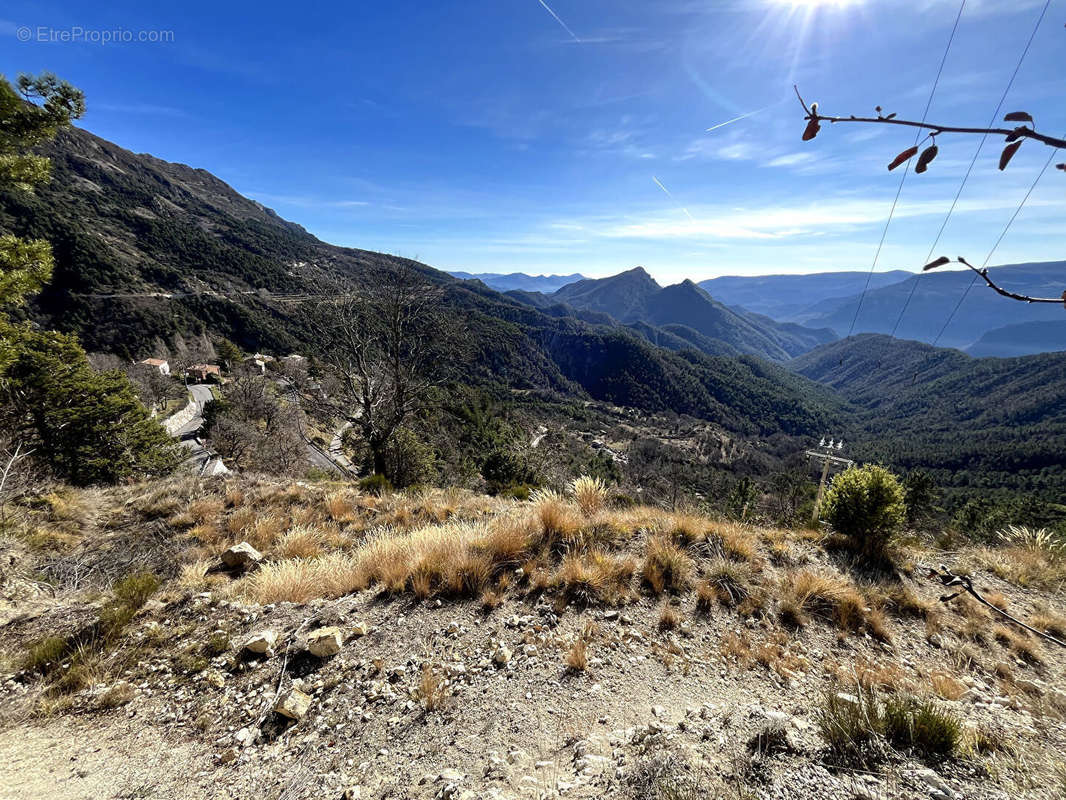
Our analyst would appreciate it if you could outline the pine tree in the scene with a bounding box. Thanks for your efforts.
[4,327,178,484]
[0,72,177,484]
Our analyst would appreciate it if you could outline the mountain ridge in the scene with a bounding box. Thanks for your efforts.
[546,267,837,362]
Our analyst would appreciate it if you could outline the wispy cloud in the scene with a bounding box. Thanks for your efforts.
[572,193,1062,242]
[680,137,756,161]
[762,152,816,168]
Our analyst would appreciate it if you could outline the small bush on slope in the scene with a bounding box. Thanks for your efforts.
[821,465,905,557]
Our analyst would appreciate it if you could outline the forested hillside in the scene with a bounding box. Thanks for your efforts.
[792,335,1066,501]
[0,123,836,441]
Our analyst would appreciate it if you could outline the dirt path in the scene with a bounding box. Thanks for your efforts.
[0,716,215,800]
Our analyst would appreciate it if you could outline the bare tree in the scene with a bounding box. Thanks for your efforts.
[205,373,304,474]
[0,436,36,530]
[794,86,1066,306]
[312,265,465,477]
[127,363,182,414]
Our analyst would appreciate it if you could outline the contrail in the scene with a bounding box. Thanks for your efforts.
[705,102,777,132]
[536,0,581,43]
[652,176,695,222]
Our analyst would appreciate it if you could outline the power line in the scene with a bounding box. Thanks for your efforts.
[889,0,1052,341]
[844,0,966,344]
[928,144,1059,350]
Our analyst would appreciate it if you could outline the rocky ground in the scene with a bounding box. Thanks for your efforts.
[0,478,1064,800]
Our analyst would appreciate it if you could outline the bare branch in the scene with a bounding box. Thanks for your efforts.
[930,565,1066,648]
[793,86,1066,150]
[924,256,1066,306]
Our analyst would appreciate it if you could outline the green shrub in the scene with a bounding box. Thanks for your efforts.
[496,483,532,501]
[817,688,962,764]
[382,427,436,488]
[815,688,883,760]
[112,572,160,608]
[822,465,905,555]
[359,473,393,495]
[21,636,67,672]
[482,448,536,490]
[882,696,962,760]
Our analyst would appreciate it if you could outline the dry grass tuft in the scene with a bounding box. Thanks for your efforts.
[984,590,1009,612]
[702,558,754,608]
[529,490,583,551]
[695,581,716,614]
[971,543,1066,590]
[570,475,608,517]
[779,569,867,632]
[993,625,1043,665]
[416,663,448,711]
[720,631,752,667]
[187,498,223,526]
[931,671,967,701]
[883,585,932,620]
[658,604,681,631]
[480,588,503,610]
[1030,605,1066,639]
[564,638,588,671]
[555,550,635,606]
[97,682,136,709]
[224,485,245,508]
[642,536,692,595]
[275,525,327,559]
[325,492,358,523]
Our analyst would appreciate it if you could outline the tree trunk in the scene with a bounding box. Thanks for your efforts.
[371,444,387,477]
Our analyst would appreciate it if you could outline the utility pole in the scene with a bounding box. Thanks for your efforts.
[806,436,853,526]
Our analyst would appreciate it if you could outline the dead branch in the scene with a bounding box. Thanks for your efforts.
[923,256,1066,306]
[929,564,1066,648]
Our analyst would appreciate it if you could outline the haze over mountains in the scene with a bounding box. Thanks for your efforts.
[447,271,585,294]
[456,263,1066,357]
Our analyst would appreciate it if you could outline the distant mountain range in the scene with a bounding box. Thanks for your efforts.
[699,270,913,320]
[792,262,1066,352]
[507,267,837,362]
[448,271,585,293]
[1,123,839,440]
[7,120,1064,497]
[477,264,1066,355]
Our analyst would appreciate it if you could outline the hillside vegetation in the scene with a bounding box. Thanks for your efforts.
[791,335,1066,506]
[1,475,1064,799]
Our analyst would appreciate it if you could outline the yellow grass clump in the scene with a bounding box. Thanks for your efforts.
[641,535,692,595]
[778,569,867,632]
[564,638,588,671]
[570,475,608,517]
[555,550,635,606]
[529,489,583,551]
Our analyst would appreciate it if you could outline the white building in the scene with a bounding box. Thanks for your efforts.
[139,358,170,376]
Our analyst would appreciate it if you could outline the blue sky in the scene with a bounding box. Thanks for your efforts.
[2,0,1063,283]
